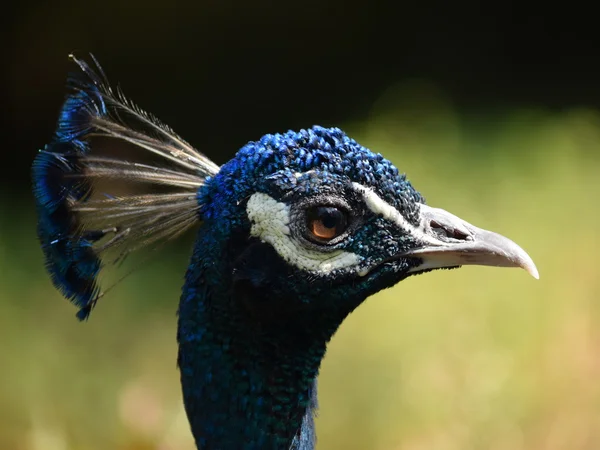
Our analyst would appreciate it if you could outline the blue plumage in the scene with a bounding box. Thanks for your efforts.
[32,145,100,319]
[33,55,538,449]
[33,55,217,320]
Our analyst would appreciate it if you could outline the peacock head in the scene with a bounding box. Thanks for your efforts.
[198,126,538,315]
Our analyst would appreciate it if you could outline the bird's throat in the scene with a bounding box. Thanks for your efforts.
[178,293,329,450]
[177,230,345,450]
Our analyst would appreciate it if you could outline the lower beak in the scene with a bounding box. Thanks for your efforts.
[403,204,539,279]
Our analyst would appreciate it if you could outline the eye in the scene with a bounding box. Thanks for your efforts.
[306,206,349,242]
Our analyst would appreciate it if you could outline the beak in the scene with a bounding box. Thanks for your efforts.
[403,204,539,279]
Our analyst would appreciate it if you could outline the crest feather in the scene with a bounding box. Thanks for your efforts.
[32,54,219,319]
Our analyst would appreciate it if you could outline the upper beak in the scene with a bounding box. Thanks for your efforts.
[403,204,539,279]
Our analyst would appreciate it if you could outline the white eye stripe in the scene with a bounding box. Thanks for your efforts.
[246,193,360,274]
[351,182,446,247]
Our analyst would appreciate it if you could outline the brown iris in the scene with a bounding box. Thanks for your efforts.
[306,206,348,242]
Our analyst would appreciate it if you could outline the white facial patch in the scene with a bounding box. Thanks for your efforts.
[351,182,450,247]
[246,193,361,274]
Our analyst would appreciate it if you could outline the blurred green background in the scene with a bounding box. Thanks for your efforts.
[4,2,600,449]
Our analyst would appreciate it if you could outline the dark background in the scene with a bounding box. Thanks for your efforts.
[6,1,600,193]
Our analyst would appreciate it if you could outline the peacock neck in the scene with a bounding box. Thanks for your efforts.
[177,226,346,450]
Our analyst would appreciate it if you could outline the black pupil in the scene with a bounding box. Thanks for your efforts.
[319,207,341,229]
[307,206,347,238]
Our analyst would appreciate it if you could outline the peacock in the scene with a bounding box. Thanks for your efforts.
[32,55,538,450]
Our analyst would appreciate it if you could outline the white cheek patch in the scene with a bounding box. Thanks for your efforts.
[246,193,361,274]
[351,182,449,247]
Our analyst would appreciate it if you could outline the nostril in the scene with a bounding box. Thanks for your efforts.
[451,228,470,240]
[430,220,470,240]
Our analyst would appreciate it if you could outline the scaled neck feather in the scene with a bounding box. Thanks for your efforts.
[177,225,354,450]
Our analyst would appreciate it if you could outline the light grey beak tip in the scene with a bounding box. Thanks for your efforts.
[530,267,540,280]
[486,229,539,280]
[520,253,540,280]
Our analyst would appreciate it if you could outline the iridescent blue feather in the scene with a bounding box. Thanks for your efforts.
[32,54,219,319]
